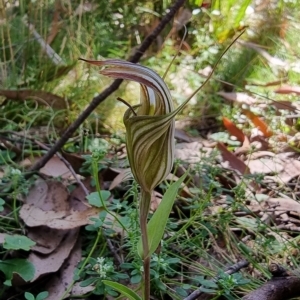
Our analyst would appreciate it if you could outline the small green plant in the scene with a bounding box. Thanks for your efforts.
[77,257,128,296]
[198,272,250,299]
[0,259,35,286]
[24,291,49,300]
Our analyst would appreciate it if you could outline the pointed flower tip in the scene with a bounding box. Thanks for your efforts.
[82,58,176,192]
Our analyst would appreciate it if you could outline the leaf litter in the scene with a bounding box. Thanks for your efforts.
[2,13,300,299]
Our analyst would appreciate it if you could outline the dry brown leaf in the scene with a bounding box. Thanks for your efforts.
[166,173,193,197]
[277,160,300,183]
[25,179,69,211]
[217,92,257,105]
[174,128,195,142]
[247,158,284,174]
[29,229,79,281]
[217,143,250,175]
[61,151,86,175]
[271,100,297,111]
[247,151,275,160]
[109,168,132,190]
[150,191,163,212]
[234,136,251,155]
[40,156,73,179]
[223,117,245,143]
[28,227,69,254]
[45,237,93,299]
[274,85,300,95]
[267,197,300,214]
[20,205,101,229]
[69,178,93,211]
[243,109,273,138]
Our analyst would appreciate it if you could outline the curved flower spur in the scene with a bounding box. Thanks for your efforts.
[80,59,176,194]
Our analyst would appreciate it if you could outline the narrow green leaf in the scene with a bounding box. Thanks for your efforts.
[102,280,142,300]
[233,0,252,27]
[137,172,188,257]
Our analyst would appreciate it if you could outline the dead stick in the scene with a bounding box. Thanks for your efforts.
[27,0,186,176]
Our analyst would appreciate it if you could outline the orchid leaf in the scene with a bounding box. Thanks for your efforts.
[137,172,188,257]
[102,280,142,300]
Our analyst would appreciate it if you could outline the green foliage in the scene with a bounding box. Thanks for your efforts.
[137,172,188,258]
[0,198,5,212]
[198,272,250,299]
[87,190,111,208]
[76,257,128,296]
[24,291,49,300]
[0,259,35,286]
[103,280,142,300]
[3,234,36,251]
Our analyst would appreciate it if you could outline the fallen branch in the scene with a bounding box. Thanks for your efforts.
[242,264,300,300]
[27,0,186,176]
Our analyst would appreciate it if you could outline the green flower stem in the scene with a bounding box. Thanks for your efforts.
[92,159,127,233]
[139,190,151,300]
[59,228,102,300]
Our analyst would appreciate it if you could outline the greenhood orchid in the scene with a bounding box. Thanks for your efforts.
[81,59,176,193]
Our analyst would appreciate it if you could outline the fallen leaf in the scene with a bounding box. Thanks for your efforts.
[247,151,275,160]
[267,197,300,214]
[45,237,93,299]
[166,173,193,197]
[274,85,300,95]
[40,156,73,179]
[25,179,69,211]
[243,109,273,138]
[217,92,257,105]
[271,100,297,111]
[234,136,251,155]
[277,160,300,183]
[20,205,101,229]
[247,158,284,174]
[150,191,163,212]
[222,117,245,143]
[61,151,86,175]
[28,229,79,281]
[28,227,69,254]
[174,128,195,142]
[217,143,250,175]
[109,168,132,190]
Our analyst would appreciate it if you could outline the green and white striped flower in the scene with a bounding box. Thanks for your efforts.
[81,59,176,192]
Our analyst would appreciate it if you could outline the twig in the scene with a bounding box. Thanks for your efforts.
[242,264,300,300]
[106,237,123,265]
[184,260,249,300]
[27,0,186,176]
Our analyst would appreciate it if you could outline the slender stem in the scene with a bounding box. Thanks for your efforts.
[59,228,102,300]
[92,159,128,233]
[140,190,151,300]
